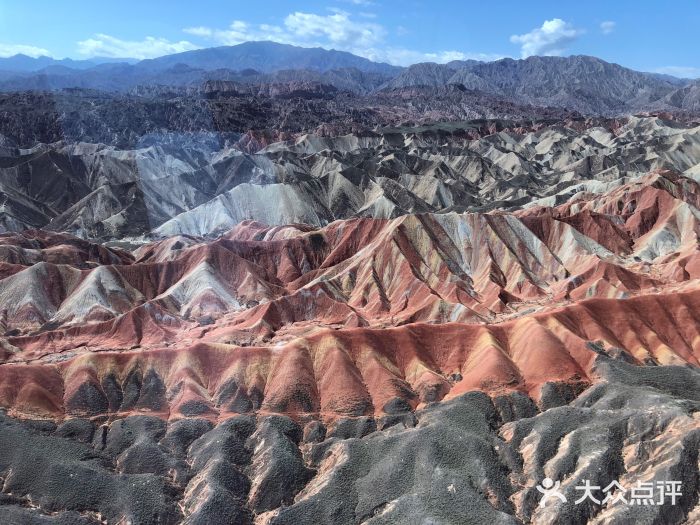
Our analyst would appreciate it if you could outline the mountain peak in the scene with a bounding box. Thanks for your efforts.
[135,41,401,75]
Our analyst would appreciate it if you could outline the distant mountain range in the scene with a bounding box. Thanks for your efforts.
[0,54,137,72]
[0,41,698,116]
[381,55,696,114]
[0,42,397,75]
[135,41,400,74]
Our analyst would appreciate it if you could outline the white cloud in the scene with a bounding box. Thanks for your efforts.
[284,11,385,49]
[183,11,498,66]
[184,20,285,46]
[600,21,616,34]
[0,43,51,58]
[376,48,504,65]
[655,66,700,79]
[189,11,386,50]
[77,34,200,59]
[510,18,583,58]
[181,26,213,38]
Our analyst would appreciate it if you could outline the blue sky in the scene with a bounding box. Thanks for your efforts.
[1,0,699,77]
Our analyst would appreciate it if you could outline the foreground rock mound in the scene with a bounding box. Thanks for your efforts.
[0,358,696,524]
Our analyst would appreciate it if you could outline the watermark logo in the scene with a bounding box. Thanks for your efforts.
[536,478,682,508]
[536,477,566,507]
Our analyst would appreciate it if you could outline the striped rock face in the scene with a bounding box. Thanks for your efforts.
[0,170,698,423]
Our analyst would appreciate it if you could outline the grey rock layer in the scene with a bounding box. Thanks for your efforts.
[1,115,698,239]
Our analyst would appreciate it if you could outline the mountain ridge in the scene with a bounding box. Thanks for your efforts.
[1,43,698,115]
[134,41,401,74]
[0,53,137,72]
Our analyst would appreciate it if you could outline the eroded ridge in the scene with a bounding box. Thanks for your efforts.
[0,169,699,422]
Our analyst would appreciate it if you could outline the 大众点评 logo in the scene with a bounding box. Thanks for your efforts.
[536,478,682,508]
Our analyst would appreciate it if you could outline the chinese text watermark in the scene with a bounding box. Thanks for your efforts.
[536,477,682,507]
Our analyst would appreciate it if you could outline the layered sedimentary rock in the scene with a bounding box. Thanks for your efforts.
[0,169,698,422]
[0,116,698,523]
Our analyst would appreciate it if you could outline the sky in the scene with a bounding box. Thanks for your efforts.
[0,0,699,77]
